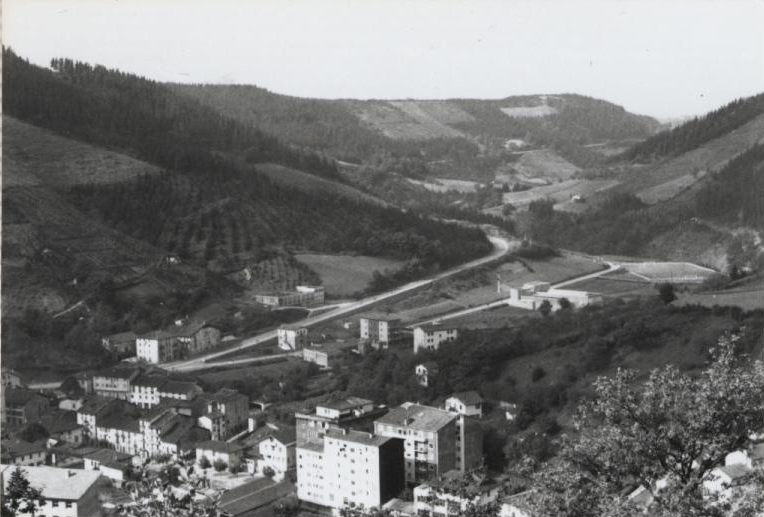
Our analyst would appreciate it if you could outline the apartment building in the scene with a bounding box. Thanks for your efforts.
[0,465,103,517]
[359,313,403,348]
[101,330,137,357]
[413,324,459,353]
[197,389,248,440]
[92,366,140,400]
[278,325,308,351]
[295,396,388,446]
[414,469,501,517]
[256,426,296,481]
[129,375,201,409]
[374,403,457,484]
[2,388,50,427]
[136,320,221,364]
[296,428,404,510]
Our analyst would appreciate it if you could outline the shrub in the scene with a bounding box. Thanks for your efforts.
[213,460,227,472]
[531,366,547,382]
[198,456,211,469]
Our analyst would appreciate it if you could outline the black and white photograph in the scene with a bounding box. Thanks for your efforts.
[1,1,763,515]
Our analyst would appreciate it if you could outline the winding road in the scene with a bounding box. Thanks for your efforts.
[163,234,517,372]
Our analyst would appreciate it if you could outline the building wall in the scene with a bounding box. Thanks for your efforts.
[8,450,46,466]
[258,438,295,480]
[457,415,483,472]
[191,327,221,354]
[278,328,307,351]
[413,328,458,353]
[93,376,134,400]
[296,445,326,506]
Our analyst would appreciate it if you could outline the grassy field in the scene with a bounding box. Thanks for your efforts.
[344,100,467,140]
[674,288,764,311]
[407,177,481,193]
[294,254,404,297]
[565,275,655,297]
[512,149,580,181]
[3,116,161,187]
[501,179,619,210]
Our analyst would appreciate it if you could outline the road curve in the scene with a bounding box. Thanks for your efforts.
[163,234,516,372]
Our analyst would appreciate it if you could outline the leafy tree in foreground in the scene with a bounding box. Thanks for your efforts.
[657,282,677,304]
[1,467,44,516]
[531,333,764,517]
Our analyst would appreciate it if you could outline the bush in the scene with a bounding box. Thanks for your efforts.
[531,366,547,382]
[198,456,211,469]
[213,460,227,472]
[228,461,242,474]
[263,466,275,478]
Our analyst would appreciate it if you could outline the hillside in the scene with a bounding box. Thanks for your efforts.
[172,85,661,180]
[618,92,764,162]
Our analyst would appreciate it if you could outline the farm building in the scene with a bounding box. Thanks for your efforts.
[413,324,459,353]
[255,285,325,308]
[500,281,602,311]
[301,342,353,368]
[135,319,221,364]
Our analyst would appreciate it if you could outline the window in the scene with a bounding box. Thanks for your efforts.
[65,502,73,509]
[52,501,59,507]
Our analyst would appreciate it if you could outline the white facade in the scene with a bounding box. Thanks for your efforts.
[413,327,458,353]
[278,327,308,351]
[257,436,295,481]
[503,282,602,311]
[95,424,144,456]
[414,478,500,517]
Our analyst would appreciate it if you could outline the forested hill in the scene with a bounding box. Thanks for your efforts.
[2,49,339,180]
[2,49,495,309]
[618,92,764,163]
[172,84,661,166]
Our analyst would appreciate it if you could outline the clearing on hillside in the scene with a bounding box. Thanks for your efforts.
[3,116,162,187]
[294,254,405,297]
[500,105,559,118]
[500,179,619,210]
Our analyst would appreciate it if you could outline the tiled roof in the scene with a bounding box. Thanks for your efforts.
[416,323,459,332]
[196,440,246,454]
[39,410,82,434]
[264,426,296,446]
[105,331,137,342]
[160,380,199,395]
[3,388,48,407]
[98,414,141,433]
[376,403,455,432]
[1,439,46,457]
[319,397,373,412]
[448,391,483,406]
[132,374,167,389]
[0,465,101,500]
[84,448,132,464]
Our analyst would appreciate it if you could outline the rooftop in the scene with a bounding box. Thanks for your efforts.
[106,330,137,342]
[38,409,82,434]
[1,440,46,457]
[94,366,140,380]
[132,374,167,389]
[265,426,296,446]
[360,312,401,322]
[415,323,459,333]
[196,440,246,454]
[3,388,48,406]
[84,448,133,464]
[447,391,483,406]
[98,413,141,433]
[376,403,456,432]
[319,396,373,412]
[218,479,294,517]
[325,428,392,447]
[160,380,200,395]
[0,464,102,500]
[297,442,325,453]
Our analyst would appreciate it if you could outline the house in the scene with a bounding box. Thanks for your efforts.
[725,442,764,470]
[129,375,202,409]
[2,388,50,427]
[445,391,483,417]
[74,372,94,395]
[76,396,121,441]
[2,368,25,388]
[141,407,211,459]
[255,285,325,308]
[197,389,249,440]
[499,401,519,421]
[37,409,85,446]
[704,464,753,497]
[413,324,458,353]
[296,428,404,510]
[83,448,132,486]
[159,380,202,404]
[360,313,403,348]
[101,330,137,357]
[95,413,144,456]
[196,440,246,467]
[136,320,221,364]
[301,342,353,368]
[92,366,140,400]
[0,464,103,517]
[277,325,308,351]
[256,426,296,481]
[295,396,387,446]
[374,403,458,484]
[0,439,47,466]
[217,477,295,517]
[415,362,439,387]
[413,470,501,517]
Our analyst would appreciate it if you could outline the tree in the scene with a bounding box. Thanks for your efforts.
[531,333,764,517]
[1,467,44,516]
[538,300,553,317]
[558,297,572,311]
[213,460,227,472]
[262,466,275,478]
[18,423,49,443]
[273,496,300,517]
[197,456,211,469]
[657,283,677,304]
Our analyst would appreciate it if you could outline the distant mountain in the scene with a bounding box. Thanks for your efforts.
[172,85,662,178]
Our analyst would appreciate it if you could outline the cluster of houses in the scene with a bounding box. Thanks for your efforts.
[278,313,461,371]
[102,318,222,364]
[499,280,602,312]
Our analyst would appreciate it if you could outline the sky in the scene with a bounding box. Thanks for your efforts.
[4,0,764,119]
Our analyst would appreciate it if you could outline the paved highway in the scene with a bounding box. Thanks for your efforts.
[163,234,516,372]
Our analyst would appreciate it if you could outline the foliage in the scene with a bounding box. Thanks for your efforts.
[657,283,677,304]
[538,300,553,317]
[212,460,227,472]
[262,466,276,478]
[530,333,764,517]
[198,456,211,469]
[0,467,44,517]
[620,93,764,162]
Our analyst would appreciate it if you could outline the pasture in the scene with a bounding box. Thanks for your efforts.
[295,253,404,296]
